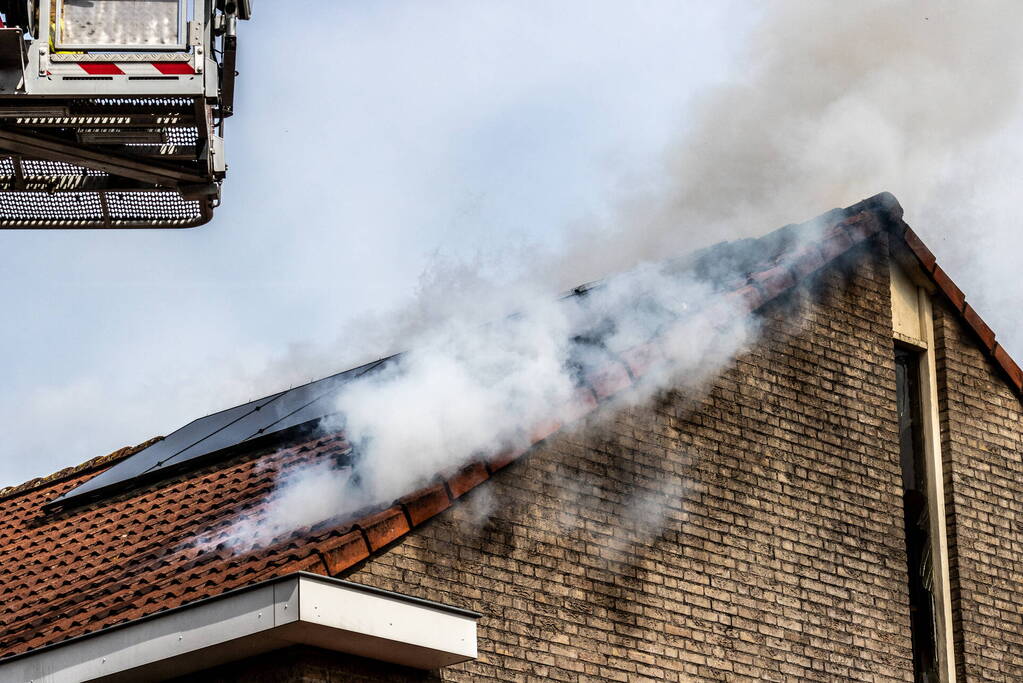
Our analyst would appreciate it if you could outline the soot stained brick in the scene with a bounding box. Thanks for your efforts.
[347,239,922,681]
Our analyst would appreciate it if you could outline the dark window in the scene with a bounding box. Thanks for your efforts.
[895,348,939,683]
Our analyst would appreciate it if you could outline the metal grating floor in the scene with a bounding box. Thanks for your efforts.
[0,189,207,227]
[0,150,210,228]
[0,96,215,228]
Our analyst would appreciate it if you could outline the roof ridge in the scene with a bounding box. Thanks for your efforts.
[0,436,164,502]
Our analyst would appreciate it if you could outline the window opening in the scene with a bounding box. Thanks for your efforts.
[895,347,939,683]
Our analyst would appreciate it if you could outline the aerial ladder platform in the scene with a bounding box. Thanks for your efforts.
[0,0,249,229]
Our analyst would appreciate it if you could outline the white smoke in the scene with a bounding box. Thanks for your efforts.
[218,225,845,550]
[215,0,1023,549]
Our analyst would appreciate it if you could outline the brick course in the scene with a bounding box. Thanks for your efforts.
[934,301,1023,680]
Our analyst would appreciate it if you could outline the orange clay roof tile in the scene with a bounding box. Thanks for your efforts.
[963,304,997,352]
[399,484,452,527]
[993,344,1023,392]
[902,224,938,273]
[356,506,411,551]
[586,360,634,401]
[933,264,967,312]
[446,462,490,499]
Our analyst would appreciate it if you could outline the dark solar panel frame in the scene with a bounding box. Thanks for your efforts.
[48,358,392,509]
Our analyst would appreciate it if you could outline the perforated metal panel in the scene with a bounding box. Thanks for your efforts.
[163,126,199,145]
[0,96,215,228]
[106,191,204,221]
[0,186,208,227]
[0,192,105,223]
[20,160,107,177]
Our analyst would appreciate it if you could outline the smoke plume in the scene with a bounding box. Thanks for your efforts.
[249,1,1023,391]
[216,1,1023,549]
[555,0,1023,351]
[219,223,835,549]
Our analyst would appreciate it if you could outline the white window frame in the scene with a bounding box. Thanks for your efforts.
[891,259,957,682]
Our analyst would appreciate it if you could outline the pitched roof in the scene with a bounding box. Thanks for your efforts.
[1,191,1018,661]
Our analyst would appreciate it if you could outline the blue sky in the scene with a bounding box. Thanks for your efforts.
[2,2,1021,487]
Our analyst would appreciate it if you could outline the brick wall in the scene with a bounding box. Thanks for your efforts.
[934,301,1023,680]
[343,237,922,681]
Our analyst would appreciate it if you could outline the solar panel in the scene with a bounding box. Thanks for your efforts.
[49,358,391,508]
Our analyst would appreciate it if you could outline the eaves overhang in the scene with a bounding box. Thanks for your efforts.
[0,572,480,682]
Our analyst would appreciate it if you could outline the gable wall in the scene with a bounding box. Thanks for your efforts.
[344,237,920,681]
[934,300,1023,680]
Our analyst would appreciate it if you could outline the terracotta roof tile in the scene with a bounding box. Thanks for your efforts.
[902,224,938,273]
[585,360,634,401]
[561,388,600,423]
[963,304,997,352]
[318,530,369,574]
[486,445,529,474]
[788,242,829,280]
[750,264,798,301]
[399,484,452,527]
[446,462,490,499]
[618,341,665,379]
[993,344,1023,392]
[933,264,967,312]
[729,284,769,313]
[4,192,1022,663]
[839,211,883,242]
[357,506,411,551]
[528,417,564,445]
[819,224,856,262]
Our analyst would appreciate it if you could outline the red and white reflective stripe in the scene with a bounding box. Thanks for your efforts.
[79,63,125,75]
[153,62,196,75]
[73,62,196,76]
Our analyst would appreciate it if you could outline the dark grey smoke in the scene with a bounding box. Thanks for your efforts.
[553,1,1023,355]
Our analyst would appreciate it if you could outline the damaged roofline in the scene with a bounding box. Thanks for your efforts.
[0,572,480,682]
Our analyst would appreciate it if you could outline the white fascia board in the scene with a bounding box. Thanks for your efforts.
[284,576,477,668]
[0,573,479,683]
